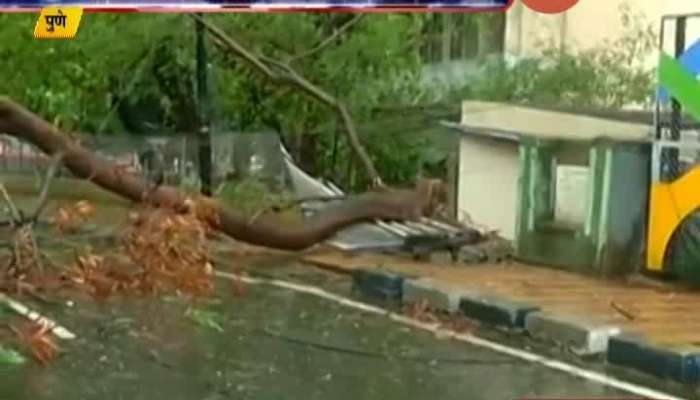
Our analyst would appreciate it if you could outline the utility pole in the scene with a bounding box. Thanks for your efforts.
[196,13,213,196]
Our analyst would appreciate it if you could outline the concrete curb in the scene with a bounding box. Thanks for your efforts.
[401,277,539,329]
[524,312,621,356]
[608,334,700,384]
[459,294,540,328]
[351,268,404,301]
[401,278,479,313]
[348,267,700,384]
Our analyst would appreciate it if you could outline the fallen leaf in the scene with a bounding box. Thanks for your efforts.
[186,308,225,333]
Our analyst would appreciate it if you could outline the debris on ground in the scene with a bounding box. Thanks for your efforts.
[285,151,512,265]
[0,113,502,367]
[402,299,472,335]
[49,200,96,234]
[0,192,221,364]
[610,300,638,321]
[186,308,225,333]
[10,320,60,366]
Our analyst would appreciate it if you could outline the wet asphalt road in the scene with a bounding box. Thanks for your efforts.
[0,266,661,400]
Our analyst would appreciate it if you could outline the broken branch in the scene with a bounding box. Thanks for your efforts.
[190,14,383,188]
[0,183,21,224]
[32,152,64,222]
[0,97,432,251]
[610,300,636,321]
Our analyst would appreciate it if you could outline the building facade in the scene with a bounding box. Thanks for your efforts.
[505,0,700,69]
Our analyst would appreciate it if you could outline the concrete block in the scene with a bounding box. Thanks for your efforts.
[401,278,480,313]
[351,268,404,301]
[524,312,620,355]
[459,294,539,328]
[608,334,700,384]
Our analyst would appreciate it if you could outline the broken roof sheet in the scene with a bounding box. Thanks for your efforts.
[281,144,465,252]
[455,101,653,143]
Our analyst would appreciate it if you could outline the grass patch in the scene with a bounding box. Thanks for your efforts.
[1,174,129,226]
[2,173,128,206]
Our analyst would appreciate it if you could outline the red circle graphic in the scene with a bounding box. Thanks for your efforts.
[521,0,580,14]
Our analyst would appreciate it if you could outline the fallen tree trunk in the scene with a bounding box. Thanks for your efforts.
[0,97,433,251]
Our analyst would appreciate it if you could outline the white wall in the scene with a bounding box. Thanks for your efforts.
[457,136,519,240]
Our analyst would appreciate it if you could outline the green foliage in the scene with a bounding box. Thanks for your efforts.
[309,112,452,190]
[208,14,427,131]
[186,308,225,332]
[0,345,26,366]
[465,3,655,109]
[215,178,293,216]
[0,14,435,188]
[0,14,187,132]
[0,10,657,191]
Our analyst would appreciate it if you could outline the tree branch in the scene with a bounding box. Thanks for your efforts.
[0,97,433,251]
[0,183,21,224]
[190,14,383,188]
[31,152,64,222]
[288,15,365,63]
[96,45,157,135]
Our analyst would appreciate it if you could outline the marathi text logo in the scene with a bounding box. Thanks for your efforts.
[34,7,83,40]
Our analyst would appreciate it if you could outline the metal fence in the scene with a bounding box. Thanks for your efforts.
[0,131,289,190]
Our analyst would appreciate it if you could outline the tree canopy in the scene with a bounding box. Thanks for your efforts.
[0,10,656,189]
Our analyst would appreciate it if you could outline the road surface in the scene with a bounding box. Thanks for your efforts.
[0,265,685,400]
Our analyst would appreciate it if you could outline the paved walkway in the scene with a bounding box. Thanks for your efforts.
[302,248,700,346]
